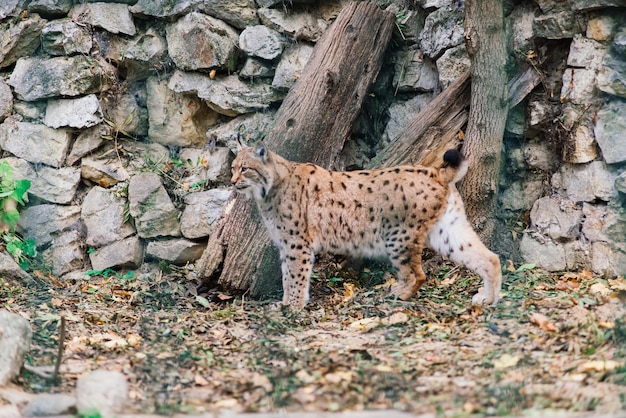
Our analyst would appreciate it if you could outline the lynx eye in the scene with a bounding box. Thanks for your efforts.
[241,166,250,173]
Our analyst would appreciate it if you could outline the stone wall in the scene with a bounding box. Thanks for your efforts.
[0,0,624,282]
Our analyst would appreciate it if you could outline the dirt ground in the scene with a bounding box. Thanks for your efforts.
[2,258,626,416]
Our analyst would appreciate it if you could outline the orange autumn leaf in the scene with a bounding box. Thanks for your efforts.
[530,312,558,332]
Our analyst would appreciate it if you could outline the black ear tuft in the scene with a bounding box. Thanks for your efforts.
[254,142,267,160]
[443,149,464,168]
[235,133,248,153]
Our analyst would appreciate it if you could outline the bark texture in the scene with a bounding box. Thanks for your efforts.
[196,2,394,297]
[459,0,509,244]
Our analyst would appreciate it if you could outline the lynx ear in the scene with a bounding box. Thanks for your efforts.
[235,134,248,153]
[254,142,268,161]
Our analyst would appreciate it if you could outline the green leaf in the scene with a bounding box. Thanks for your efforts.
[12,179,30,205]
[195,295,211,308]
[516,263,536,272]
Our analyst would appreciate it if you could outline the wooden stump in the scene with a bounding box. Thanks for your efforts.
[196,2,395,297]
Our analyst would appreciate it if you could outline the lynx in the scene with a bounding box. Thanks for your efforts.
[231,140,502,309]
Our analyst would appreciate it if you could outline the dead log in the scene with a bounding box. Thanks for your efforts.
[368,64,540,170]
[196,2,395,297]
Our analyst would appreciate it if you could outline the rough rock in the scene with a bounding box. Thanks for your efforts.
[178,146,233,185]
[240,58,275,80]
[389,7,424,45]
[616,171,626,194]
[44,94,103,129]
[591,241,626,276]
[523,140,558,172]
[0,80,13,123]
[0,405,21,418]
[553,161,617,203]
[18,204,81,247]
[12,100,45,122]
[180,188,233,239]
[166,12,239,72]
[0,251,33,282]
[533,11,584,39]
[44,229,86,277]
[102,29,167,81]
[498,178,545,211]
[0,14,46,69]
[76,370,128,418]
[82,186,135,248]
[67,125,107,166]
[567,34,606,70]
[41,19,93,56]
[8,56,115,101]
[528,99,552,127]
[146,76,217,147]
[272,43,314,91]
[393,47,438,93]
[597,51,626,99]
[436,44,470,89]
[128,172,180,239]
[12,162,81,205]
[205,112,275,147]
[560,68,597,104]
[239,25,286,60]
[508,1,535,51]
[593,98,626,164]
[530,196,582,241]
[168,71,283,116]
[200,0,258,29]
[561,105,598,163]
[0,310,32,386]
[100,91,149,137]
[28,0,73,18]
[0,120,72,168]
[506,104,526,137]
[258,7,328,41]
[71,3,136,36]
[21,393,77,417]
[586,14,617,41]
[382,94,432,144]
[130,0,201,18]
[419,4,464,58]
[520,233,591,271]
[89,235,144,271]
[614,26,626,55]
[146,239,206,264]
[582,202,625,244]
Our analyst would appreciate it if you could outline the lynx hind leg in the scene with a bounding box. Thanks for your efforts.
[388,237,427,300]
[280,245,314,309]
[428,197,502,306]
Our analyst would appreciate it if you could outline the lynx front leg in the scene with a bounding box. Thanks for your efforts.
[388,241,427,301]
[280,245,314,308]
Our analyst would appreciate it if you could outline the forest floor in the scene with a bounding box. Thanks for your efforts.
[2,256,626,416]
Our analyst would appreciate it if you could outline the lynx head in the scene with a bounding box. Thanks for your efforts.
[231,139,274,201]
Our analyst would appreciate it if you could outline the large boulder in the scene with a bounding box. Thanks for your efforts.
[0,311,32,385]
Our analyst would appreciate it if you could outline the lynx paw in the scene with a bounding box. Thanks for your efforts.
[471,287,499,306]
[390,283,418,301]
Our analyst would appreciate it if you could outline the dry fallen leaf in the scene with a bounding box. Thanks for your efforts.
[342,282,356,302]
[194,374,209,386]
[579,360,623,373]
[385,312,408,325]
[493,354,520,370]
[349,317,381,332]
[589,282,611,296]
[530,312,558,332]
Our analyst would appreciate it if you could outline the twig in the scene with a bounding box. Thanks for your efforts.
[53,313,66,381]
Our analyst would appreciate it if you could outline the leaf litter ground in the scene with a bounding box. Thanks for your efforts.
[2,258,626,416]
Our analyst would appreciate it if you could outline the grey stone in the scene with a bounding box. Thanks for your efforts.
[0,120,72,168]
[523,140,558,171]
[101,91,148,138]
[498,178,544,211]
[382,94,432,144]
[146,76,218,147]
[436,44,470,89]
[530,196,582,241]
[130,0,201,18]
[8,56,115,101]
[239,25,286,60]
[82,186,135,248]
[0,310,32,385]
[594,98,626,164]
[180,188,233,239]
[393,47,438,93]
[572,0,626,10]
[508,1,535,52]
[12,100,46,122]
[44,230,86,277]
[166,12,239,72]
[28,0,73,17]
[0,14,46,69]
[128,172,180,239]
[146,239,206,264]
[419,5,464,58]
[597,51,626,99]
[586,14,617,42]
[519,232,566,271]
[560,68,597,105]
[41,19,92,56]
[67,125,107,166]
[22,164,81,204]
[18,204,81,247]
[122,140,170,174]
[240,58,275,80]
[0,0,23,20]
[205,112,275,149]
[561,105,598,164]
[591,241,626,276]
[0,405,21,418]
[0,251,32,282]
[272,43,314,91]
[416,0,450,8]
[568,34,606,70]
[533,11,583,39]
[528,99,552,127]
[22,393,76,417]
[389,6,425,45]
[71,3,136,36]
[616,171,626,194]
[44,94,103,129]
[103,29,167,81]
[581,202,625,243]
[553,161,617,203]
[76,370,128,418]
[200,0,257,29]
[179,146,233,186]
[89,236,143,271]
[505,104,526,137]
[258,7,328,42]
[168,71,283,116]
[614,26,626,55]
[0,79,13,123]
[81,155,130,188]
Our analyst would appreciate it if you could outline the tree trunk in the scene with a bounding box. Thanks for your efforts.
[459,0,509,245]
[196,2,395,298]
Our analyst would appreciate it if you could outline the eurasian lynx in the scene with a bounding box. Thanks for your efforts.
[231,141,502,308]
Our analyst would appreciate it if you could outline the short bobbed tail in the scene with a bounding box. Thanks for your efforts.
[441,149,469,184]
